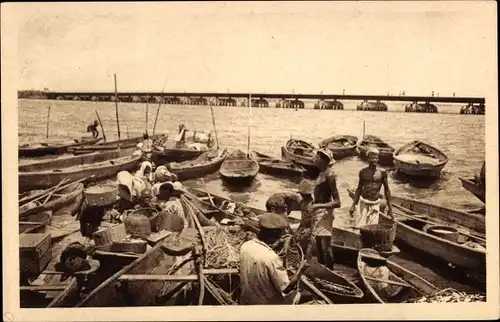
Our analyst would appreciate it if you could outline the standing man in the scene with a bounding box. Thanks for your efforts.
[86,120,100,138]
[239,213,309,305]
[349,148,393,227]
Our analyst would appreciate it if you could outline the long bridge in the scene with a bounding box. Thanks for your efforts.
[21,91,486,114]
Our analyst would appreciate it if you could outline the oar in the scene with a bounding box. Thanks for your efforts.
[364,276,416,289]
[200,179,216,208]
[42,178,70,204]
[20,176,94,210]
[391,204,485,242]
[95,110,107,142]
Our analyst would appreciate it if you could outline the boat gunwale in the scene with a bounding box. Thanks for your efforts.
[393,141,449,168]
[169,149,228,172]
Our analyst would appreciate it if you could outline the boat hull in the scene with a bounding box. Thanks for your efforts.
[379,214,486,271]
[68,136,144,154]
[252,150,306,179]
[220,172,258,187]
[19,138,102,158]
[152,148,212,164]
[459,177,485,203]
[393,141,448,178]
[319,135,359,160]
[19,155,142,192]
[19,183,84,217]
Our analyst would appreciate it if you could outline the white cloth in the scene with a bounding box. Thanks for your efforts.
[116,171,149,202]
[311,208,334,237]
[154,165,175,183]
[141,138,153,153]
[355,196,381,228]
[239,239,291,305]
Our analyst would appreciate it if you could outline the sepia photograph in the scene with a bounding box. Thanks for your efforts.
[2,1,499,320]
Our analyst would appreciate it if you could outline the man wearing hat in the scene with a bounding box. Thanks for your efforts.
[349,147,393,228]
[309,148,341,269]
[239,213,309,305]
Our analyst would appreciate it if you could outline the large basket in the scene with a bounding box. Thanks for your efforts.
[360,223,397,252]
[278,239,304,276]
[124,207,158,239]
[84,184,117,207]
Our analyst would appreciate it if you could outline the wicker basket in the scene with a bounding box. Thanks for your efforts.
[84,184,117,207]
[124,208,158,239]
[426,225,459,243]
[360,223,397,252]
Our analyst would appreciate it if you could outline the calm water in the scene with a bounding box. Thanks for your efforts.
[18,99,486,293]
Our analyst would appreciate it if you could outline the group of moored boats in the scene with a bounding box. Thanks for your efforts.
[17,122,486,307]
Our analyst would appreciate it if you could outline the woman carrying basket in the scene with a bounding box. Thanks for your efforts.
[309,148,341,269]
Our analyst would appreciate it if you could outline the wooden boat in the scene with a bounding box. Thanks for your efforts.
[281,139,318,171]
[19,211,52,234]
[19,153,142,192]
[357,248,439,303]
[318,135,358,159]
[251,150,307,178]
[357,135,395,166]
[393,141,448,177]
[68,136,145,155]
[19,147,137,172]
[331,225,400,264]
[379,210,486,271]
[185,187,301,229]
[459,177,485,203]
[20,274,79,308]
[346,188,485,235]
[168,148,228,181]
[152,132,217,164]
[19,182,84,217]
[18,137,102,158]
[76,236,198,307]
[219,149,259,186]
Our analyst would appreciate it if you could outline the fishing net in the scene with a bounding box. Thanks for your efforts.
[204,226,245,270]
[404,288,486,303]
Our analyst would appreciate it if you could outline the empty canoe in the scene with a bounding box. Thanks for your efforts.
[393,141,448,177]
[318,135,358,159]
[219,149,259,186]
[252,150,306,178]
[168,148,228,181]
[19,137,102,158]
[357,135,394,166]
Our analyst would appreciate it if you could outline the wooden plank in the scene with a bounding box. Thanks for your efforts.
[118,269,238,282]
[20,285,68,292]
[94,250,140,259]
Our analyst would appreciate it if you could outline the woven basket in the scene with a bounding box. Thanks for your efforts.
[84,184,117,207]
[360,223,397,252]
[124,208,158,239]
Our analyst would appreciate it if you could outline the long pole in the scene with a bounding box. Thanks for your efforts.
[209,104,219,149]
[362,120,366,138]
[95,110,107,142]
[247,93,252,156]
[152,77,168,136]
[45,105,51,140]
[145,95,149,135]
[114,74,121,147]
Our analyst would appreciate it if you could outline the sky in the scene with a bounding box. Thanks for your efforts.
[14,1,497,96]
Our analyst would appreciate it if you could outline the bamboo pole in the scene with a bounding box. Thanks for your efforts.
[209,104,219,149]
[362,120,366,138]
[152,77,168,136]
[94,110,106,142]
[45,105,51,140]
[113,74,121,147]
[145,95,149,135]
[247,93,252,157]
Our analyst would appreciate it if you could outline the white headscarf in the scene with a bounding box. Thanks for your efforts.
[117,171,149,202]
[135,161,153,182]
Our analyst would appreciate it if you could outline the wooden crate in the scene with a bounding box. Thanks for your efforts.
[92,223,127,247]
[19,233,52,278]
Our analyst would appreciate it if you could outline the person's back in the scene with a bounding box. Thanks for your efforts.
[239,239,289,305]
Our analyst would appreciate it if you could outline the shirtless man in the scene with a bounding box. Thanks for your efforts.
[349,148,393,227]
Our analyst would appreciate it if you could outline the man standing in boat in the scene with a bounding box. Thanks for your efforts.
[86,120,100,138]
[349,148,393,227]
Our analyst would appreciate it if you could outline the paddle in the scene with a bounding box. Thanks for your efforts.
[95,110,107,142]
[42,178,70,204]
[391,204,486,242]
[364,276,416,289]
[113,74,121,147]
[45,105,51,140]
[152,77,168,136]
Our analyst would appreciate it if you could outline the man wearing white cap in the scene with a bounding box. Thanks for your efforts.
[349,147,393,227]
